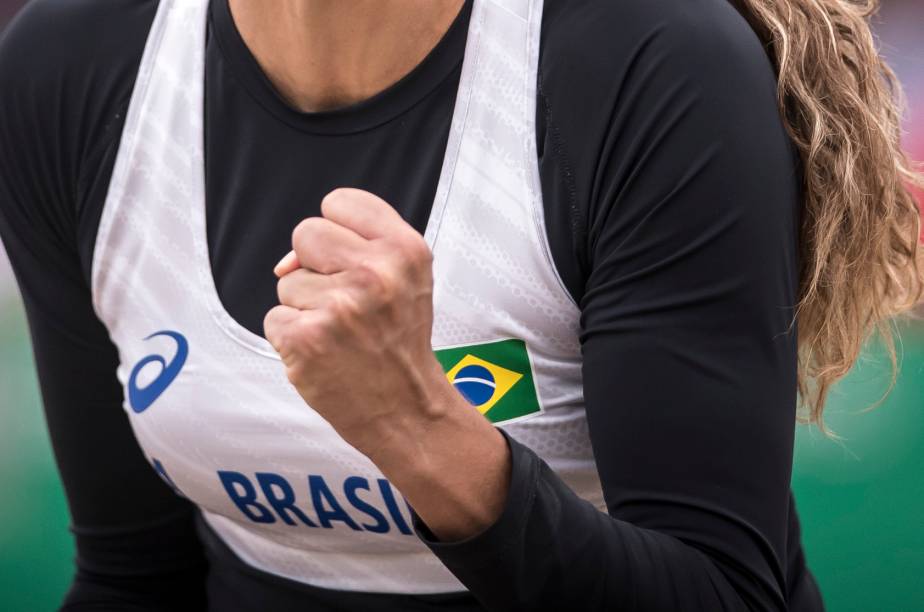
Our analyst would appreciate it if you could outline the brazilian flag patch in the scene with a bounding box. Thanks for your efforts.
[434,339,541,424]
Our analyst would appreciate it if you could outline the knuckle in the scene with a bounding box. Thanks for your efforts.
[277,321,313,361]
[353,260,395,300]
[276,275,293,305]
[264,307,290,350]
[291,218,310,246]
[278,269,315,307]
[285,361,307,386]
[352,259,383,284]
[408,234,433,263]
[394,234,432,271]
[277,269,313,306]
[289,315,316,344]
[320,188,353,217]
[278,328,300,359]
[327,289,359,319]
[305,315,338,354]
[291,217,322,251]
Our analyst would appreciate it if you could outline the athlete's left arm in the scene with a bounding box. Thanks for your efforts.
[408,2,817,611]
[267,3,815,611]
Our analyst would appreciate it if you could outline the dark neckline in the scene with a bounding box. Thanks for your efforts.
[209,0,472,136]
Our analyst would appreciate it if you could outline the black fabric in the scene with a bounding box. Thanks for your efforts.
[0,0,823,610]
[195,513,483,612]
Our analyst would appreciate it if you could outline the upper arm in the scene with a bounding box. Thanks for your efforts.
[557,0,801,606]
[0,0,185,526]
[0,3,206,606]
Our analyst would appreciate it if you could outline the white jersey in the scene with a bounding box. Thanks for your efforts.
[92,0,603,594]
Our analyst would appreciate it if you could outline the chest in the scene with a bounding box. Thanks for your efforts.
[90,0,600,593]
[201,41,457,334]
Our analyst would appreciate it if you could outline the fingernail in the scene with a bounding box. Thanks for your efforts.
[273,251,297,277]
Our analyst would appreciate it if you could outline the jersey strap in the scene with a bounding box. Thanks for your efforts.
[91,0,602,594]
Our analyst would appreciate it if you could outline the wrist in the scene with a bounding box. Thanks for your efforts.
[361,363,512,540]
[361,365,483,474]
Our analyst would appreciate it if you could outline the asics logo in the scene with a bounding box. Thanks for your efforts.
[128,331,188,413]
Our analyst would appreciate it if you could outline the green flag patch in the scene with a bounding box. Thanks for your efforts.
[435,339,541,424]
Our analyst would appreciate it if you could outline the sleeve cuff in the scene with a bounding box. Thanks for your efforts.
[411,428,540,571]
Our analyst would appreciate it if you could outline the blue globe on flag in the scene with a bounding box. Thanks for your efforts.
[451,364,496,407]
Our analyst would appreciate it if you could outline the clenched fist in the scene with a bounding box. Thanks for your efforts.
[265,188,448,457]
[265,188,510,541]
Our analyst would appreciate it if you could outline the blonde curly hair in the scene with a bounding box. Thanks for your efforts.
[730,0,924,425]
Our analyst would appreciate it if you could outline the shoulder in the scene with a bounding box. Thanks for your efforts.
[540,0,773,75]
[536,0,799,287]
[537,0,790,193]
[0,0,159,160]
[540,0,778,107]
[0,0,158,235]
[0,0,158,87]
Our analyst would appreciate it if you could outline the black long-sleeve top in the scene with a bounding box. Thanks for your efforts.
[0,0,823,609]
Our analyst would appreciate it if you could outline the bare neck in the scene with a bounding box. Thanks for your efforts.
[228,0,466,112]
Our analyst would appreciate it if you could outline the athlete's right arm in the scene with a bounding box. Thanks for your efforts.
[0,2,208,609]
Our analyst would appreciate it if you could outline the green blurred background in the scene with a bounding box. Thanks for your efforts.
[1,1,923,610]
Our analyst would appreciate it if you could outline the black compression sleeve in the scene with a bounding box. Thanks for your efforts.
[415,2,820,610]
[0,2,208,609]
[2,0,823,609]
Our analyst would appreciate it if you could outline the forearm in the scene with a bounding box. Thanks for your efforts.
[367,388,778,611]
[413,434,772,612]
[365,370,511,542]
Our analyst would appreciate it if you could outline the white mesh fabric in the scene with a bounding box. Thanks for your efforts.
[91,0,602,594]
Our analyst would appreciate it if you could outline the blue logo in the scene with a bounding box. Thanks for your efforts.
[128,331,188,413]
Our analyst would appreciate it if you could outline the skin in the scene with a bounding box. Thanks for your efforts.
[244,0,511,523]
[266,190,510,542]
[248,0,507,541]
[229,0,467,111]
[238,0,508,540]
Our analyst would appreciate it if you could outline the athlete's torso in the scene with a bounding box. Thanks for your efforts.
[90,0,602,593]
[0,0,826,608]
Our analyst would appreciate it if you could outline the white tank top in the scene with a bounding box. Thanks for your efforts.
[92,0,603,594]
